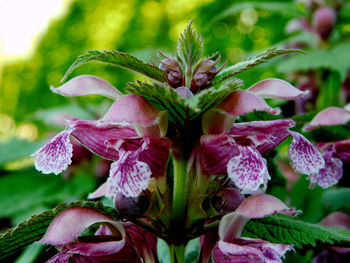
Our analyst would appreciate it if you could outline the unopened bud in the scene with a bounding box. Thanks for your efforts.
[158,51,184,88]
[114,192,150,219]
[175,86,194,98]
[313,6,336,40]
[212,187,245,213]
[191,53,225,93]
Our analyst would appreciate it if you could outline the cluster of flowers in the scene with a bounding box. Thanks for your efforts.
[31,22,347,262]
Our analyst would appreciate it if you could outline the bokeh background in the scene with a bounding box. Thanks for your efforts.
[0,0,350,262]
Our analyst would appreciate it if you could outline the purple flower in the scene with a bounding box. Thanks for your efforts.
[198,79,325,192]
[303,107,350,188]
[33,75,170,198]
[211,194,300,263]
[38,207,158,263]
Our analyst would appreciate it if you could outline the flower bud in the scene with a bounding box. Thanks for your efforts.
[312,6,336,40]
[158,51,184,88]
[191,53,225,93]
[114,192,150,219]
[175,86,193,98]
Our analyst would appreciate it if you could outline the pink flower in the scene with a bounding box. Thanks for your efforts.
[33,75,170,198]
[38,207,158,263]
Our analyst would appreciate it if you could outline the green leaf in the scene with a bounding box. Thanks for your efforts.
[126,79,243,127]
[213,2,302,22]
[308,124,350,142]
[277,41,350,81]
[322,188,350,212]
[177,21,203,67]
[62,49,166,82]
[214,48,305,85]
[316,71,342,110]
[0,201,118,259]
[243,214,350,248]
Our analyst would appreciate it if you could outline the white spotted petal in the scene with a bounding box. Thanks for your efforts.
[227,146,269,192]
[32,129,74,175]
[107,151,152,198]
[288,131,325,175]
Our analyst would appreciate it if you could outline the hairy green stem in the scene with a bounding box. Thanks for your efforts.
[169,244,185,263]
[172,159,187,224]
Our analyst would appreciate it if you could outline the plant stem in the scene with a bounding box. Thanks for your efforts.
[169,244,186,263]
[172,159,187,224]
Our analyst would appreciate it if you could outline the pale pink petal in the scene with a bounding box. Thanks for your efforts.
[199,227,219,263]
[32,129,73,175]
[219,194,300,242]
[67,118,138,161]
[235,194,301,219]
[39,207,125,246]
[213,239,293,263]
[229,119,295,154]
[108,151,152,197]
[227,146,269,192]
[103,94,168,137]
[249,78,307,100]
[288,131,325,175]
[88,182,108,199]
[218,90,280,116]
[320,212,350,230]
[51,75,122,100]
[304,107,350,131]
[199,134,240,175]
[308,154,343,188]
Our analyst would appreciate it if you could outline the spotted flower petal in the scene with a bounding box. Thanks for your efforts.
[199,134,240,175]
[50,75,122,100]
[288,131,325,175]
[308,153,343,188]
[227,146,269,192]
[249,78,307,100]
[32,129,74,175]
[107,150,152,198]
[303,107,350,131]
[229,119,295,154]
[213,238,293,263]
[218,90,280,116]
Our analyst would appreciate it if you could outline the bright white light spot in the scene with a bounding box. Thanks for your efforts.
[0,0,66,60]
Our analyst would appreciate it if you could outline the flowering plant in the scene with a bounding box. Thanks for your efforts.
[1,21,350,263]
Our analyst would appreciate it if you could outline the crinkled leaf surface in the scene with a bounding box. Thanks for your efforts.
[62,49,166,82]
[243,214,350,249]
[177,21,203,67]
[0,201,117,259]
[214,48,305,85]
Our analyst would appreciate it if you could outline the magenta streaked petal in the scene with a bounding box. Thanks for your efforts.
[103,94,168,137]
[288,132,325,175]
[47,251,72,263]
[199,228,219,263]
[213,239,293,263]
[39,207,125,246]
[218,90,280,116]
[108,151,152,198]
[249,78,307,100]
[138,138,170,177]
[88,182,108,199]
[51,75,122,100]
[229,119,295,154]
[227,146,269,192]
[199,134,240,175]
[33,129,73,175]
[67,118,138,161]
[303,107,350,131]
[308,154,343,188]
